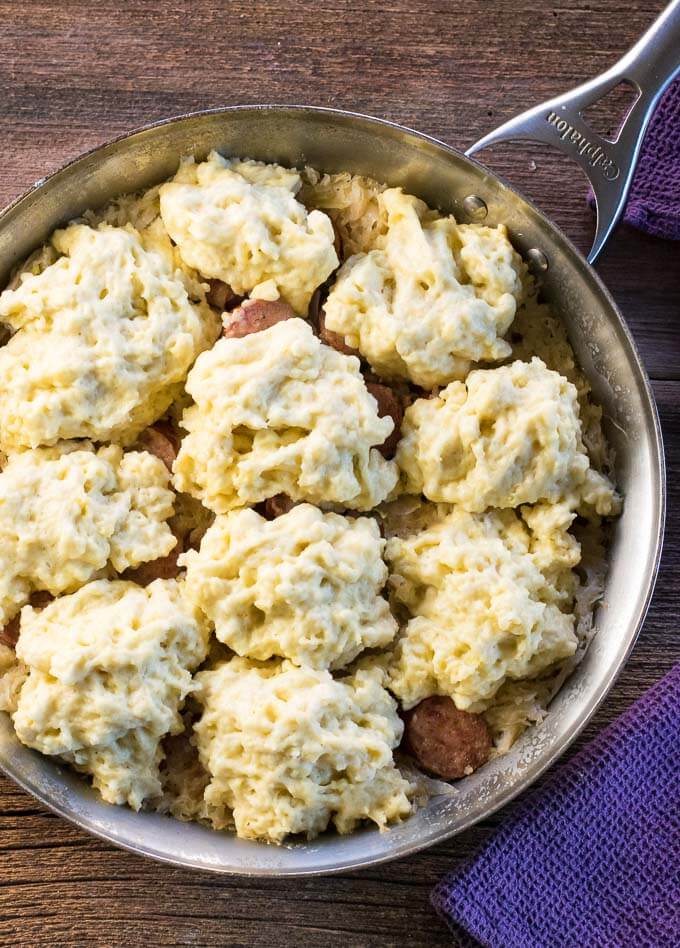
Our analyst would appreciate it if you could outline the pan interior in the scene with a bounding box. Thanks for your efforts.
[0,107,664,875]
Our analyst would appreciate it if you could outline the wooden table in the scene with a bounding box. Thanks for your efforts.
[0,1,677,944]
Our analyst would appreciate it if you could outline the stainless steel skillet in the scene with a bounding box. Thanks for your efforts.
[0,3,677,876]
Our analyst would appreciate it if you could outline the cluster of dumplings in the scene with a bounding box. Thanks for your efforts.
[0,151,619,844]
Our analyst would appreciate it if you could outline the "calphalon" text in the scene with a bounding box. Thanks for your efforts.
[545,111,620,181]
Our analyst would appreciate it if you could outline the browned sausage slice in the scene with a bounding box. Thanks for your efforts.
[0,592,54,649]
[206,279,243,311]
[223,299,295,339]
[135,423,178,473]
[308,287,324,329]
[403,695,492,779]
[124,536,183,586]
[365,382,404,459]
[259,494,297,519]
[0,615,20,649]
[318,309,359,357]
[29,590,54,610]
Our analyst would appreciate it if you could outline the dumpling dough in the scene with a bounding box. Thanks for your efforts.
[193,658,412,842]
[322,188,523,387]
[180,504,397,670]
[12,579,209,809]
[382,503,580,712]
[159,152,338,315]
[81,182,209,303]
[0,443,175,625]
[397,357,620,515]
[0,644,26,714]
[173,318,398,513]
[0,222,220,451]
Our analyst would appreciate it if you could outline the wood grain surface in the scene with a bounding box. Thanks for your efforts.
[0,1,678,945]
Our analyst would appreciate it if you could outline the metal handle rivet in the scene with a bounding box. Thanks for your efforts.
[462,195,488,221]
[527,248,549,272]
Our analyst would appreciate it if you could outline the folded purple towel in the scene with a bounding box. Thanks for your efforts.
[589,77,680,240]
[432,663,680,948]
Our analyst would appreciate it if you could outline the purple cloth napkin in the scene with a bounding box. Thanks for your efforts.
[432,663,680,948]
[589,77,680,240]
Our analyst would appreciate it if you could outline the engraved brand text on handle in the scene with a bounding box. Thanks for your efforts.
[545,112,620,181]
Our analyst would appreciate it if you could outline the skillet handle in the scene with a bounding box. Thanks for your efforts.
[465,0,680,263]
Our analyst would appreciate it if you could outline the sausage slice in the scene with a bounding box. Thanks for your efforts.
[318,309,359,357]
[135,423,178,473]
[206,279,243,312]
[259,494,297,520]
[223,299,295,339]
[403,696,492,779]
[27,591,54,611]
[123,537,183,586]
[0,615,20,649]
[365,382,404,459]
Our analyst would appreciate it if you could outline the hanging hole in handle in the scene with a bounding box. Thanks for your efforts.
[579,79,641,143]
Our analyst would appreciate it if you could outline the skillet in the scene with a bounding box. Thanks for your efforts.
[0,1,677,875]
